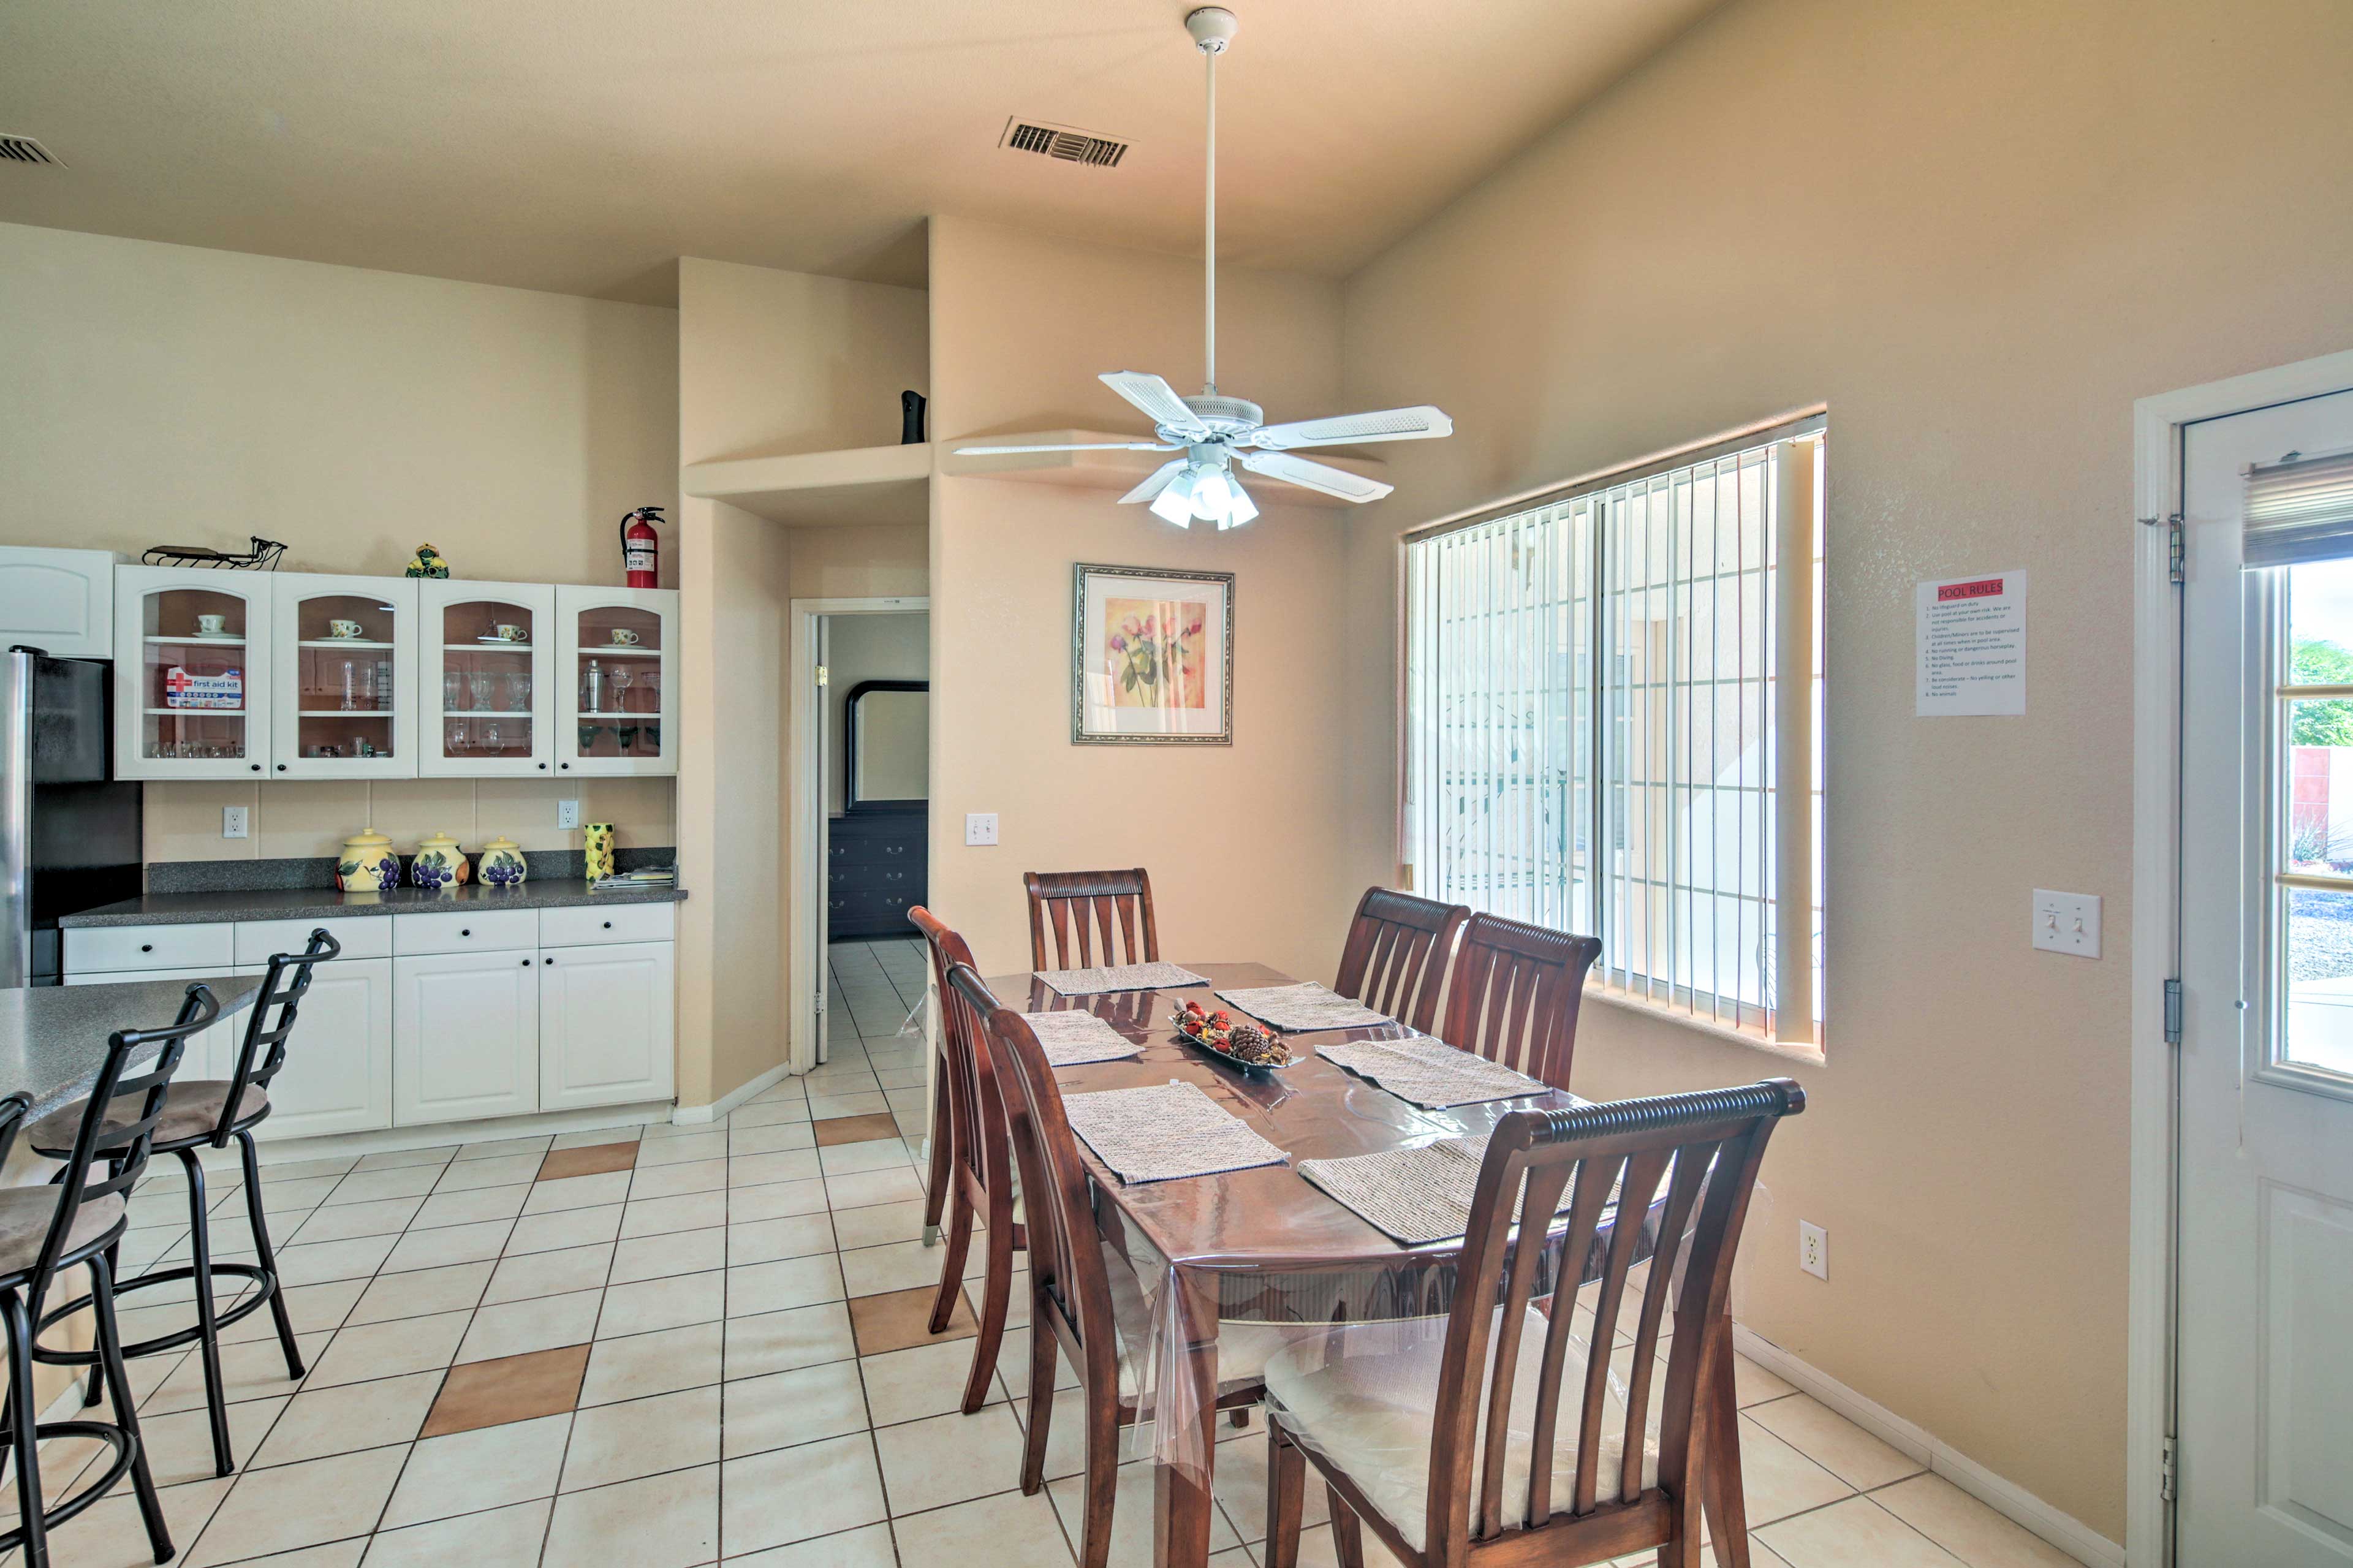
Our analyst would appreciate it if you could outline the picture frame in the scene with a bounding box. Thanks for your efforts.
[1071,562,1234,745]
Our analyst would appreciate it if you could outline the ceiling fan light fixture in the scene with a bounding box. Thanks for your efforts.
[1150,480,1196,528]
[1217,480,1259,529]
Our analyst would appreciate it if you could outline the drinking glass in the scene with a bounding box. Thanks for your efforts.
[469,673,494,711]
[610,667,634,714]
[444,671,463,710]
[504,673,530,710]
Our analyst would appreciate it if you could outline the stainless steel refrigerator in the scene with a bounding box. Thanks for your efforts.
[1,647,142,987]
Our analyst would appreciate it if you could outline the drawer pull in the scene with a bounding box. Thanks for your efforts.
[602,920,613,930]
[544,956,555,965]
[521,958,530,966]
[460,928,471,937]
[140,944,153,953]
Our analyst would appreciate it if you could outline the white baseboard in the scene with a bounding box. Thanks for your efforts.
[1732,1325,2126,1567]
[671,1060,794,1124]
[239,1101,673,1168]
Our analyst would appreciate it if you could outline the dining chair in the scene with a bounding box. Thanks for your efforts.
[953,965,1304,1568]
[1260,1080,1805,1568]
[1439,912,1603,1089]
[1335,887,1469,1034]
[907,907,1025,1414]
[29,929,340,1477]
[1,985,221,1568]
[1024,868,1158,971]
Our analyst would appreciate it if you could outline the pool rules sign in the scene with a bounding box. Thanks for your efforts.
[1916,571,2026,716]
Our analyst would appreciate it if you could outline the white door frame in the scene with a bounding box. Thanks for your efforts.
[787,595,930,1075]
[2130,345,2353,1567]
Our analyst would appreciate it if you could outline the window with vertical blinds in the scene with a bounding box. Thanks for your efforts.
[1404,417,1826,1046]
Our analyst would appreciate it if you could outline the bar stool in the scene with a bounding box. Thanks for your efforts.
[28,928,340,1478]
[1,983,218,1568]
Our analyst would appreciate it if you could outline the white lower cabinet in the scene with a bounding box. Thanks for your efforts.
[68,906,678,1138]
[392,949,540,1125]
[539,941,675,1110]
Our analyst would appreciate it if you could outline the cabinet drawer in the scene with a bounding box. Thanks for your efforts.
[235,915,393,965]
[392,909,539,956]
[539,902,675,949]
[66,923,235,974]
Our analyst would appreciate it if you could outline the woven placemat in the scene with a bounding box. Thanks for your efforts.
[1063,1080,1288,1184]
[1319,1033,1550,1109]
[1034,961,1210,996]
[1212,982,1391,1032]
[1020,1009,1143,1066]
[1299,1135,1587,1246]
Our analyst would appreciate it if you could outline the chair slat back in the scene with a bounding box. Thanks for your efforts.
[34,985,217,1293]
[1420,1080,1803,1564]
[909,907,1013,1200]
[1334,887,1468,1034]
[1024,869,1158,972]
[217,927,342,1145]
[1439,912,1602,1089]
[956,968,1122,1398]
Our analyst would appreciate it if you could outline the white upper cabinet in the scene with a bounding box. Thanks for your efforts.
[556,586,675,777]
[420,580,556,778]
[0,547,119,659]
[114,565,276,780]
[269,574,419,780]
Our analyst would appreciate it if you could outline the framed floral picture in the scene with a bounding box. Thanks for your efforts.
[1072,563,1234,744]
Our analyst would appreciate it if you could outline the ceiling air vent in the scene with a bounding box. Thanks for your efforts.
[999,118,1128,169]
[0,134,61,167]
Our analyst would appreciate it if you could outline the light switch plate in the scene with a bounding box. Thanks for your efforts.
[221,805,249,839]
[2032,888,2102,958]
[965,812,999,847]
[557,799,580,830]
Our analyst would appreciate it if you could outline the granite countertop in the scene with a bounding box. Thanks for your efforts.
[2,975,266,1121]
[59,882,689,929]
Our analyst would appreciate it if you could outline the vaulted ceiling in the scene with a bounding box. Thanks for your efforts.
[0,0,1722,303]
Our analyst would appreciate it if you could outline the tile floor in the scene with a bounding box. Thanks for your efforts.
[12,939,2085,1568]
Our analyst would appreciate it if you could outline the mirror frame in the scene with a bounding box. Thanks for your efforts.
[844,678,928,813]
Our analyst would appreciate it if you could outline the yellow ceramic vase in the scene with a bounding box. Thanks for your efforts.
[409,830,471,890]
[478,836,528,887]
[583,822,616,882]
[335,830,398,893]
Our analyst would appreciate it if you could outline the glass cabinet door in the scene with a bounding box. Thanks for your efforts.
[269,575,418,779]
[556,587,675,776]
[421,580,556,776]
[112,566,276,780]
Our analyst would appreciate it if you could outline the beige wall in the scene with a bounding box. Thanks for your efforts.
[0,221,677,583]
[827,612,929,814]
[1335,0,2353,1536]
[675,259,931,1106]
[926,216,1357,982]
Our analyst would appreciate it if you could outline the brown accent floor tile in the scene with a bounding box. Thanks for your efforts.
[849,1284,974,1357]
[419,1343,591,1438]
[538,1143,640,1181]
[812,1112,903,1147]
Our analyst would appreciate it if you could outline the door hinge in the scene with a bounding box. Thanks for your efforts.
[814,990,827,1015]
[2142,513,2184,583]
[2163,977,2183,1046]
[814,664,829,687]
[2161,1434,2177,1502]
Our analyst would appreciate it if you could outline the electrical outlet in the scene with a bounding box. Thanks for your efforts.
[965,812,999,847]
[1798,1221,1828,1281]
[221,805,249,839]
[557,799,580,830]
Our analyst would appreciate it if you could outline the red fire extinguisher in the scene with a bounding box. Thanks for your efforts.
[620,506,664,588]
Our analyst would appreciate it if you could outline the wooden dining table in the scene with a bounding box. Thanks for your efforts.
[983,959,1751,1568]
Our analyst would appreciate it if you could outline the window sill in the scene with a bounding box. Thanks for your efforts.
[1583,982,1827,1069]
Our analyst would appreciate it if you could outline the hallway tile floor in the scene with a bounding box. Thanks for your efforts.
[10,941,2086,1567]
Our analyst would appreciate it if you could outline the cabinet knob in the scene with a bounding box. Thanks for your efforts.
[276,763,287,772]
[544,956,554,965]
[250,763,262,772]
[521,958,530,966]
[460,928,471,937]
[538,763,548,770]
[140,944,153,953]
[602,920,612,929]
[560,762,570,771]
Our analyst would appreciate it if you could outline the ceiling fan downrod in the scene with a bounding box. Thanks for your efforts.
[1187,7,1237,397]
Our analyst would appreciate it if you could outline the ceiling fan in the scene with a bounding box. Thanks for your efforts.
[952,6,1453,530]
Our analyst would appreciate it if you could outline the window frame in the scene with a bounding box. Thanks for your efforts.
[1398,409,1827,1051]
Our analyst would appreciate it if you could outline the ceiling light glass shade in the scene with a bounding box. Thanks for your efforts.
[1150,476,1196,527]
[1216,481,1259,529]
[1189,467,1238,521]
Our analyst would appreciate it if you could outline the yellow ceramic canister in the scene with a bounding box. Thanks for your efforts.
[409,830,471,890]
[583,822,616,882]
[335,830,399,893]
[478,835,528,888]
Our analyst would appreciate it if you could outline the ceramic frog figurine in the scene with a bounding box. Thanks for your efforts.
[404,543,450,579]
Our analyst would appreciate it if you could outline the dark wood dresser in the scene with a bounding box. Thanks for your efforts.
[828,808,927,940]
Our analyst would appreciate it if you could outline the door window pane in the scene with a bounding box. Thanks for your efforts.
[2277,560,2353,1077]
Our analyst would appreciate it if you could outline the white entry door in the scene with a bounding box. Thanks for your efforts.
[2178,385,2353,1564]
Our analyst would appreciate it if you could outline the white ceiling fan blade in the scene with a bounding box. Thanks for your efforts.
[1248,405,1453,451]
[952,440,1176,455]
[1100,372,1210,439]
[1238,450,1395,504]
[1119,459,1189,505]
